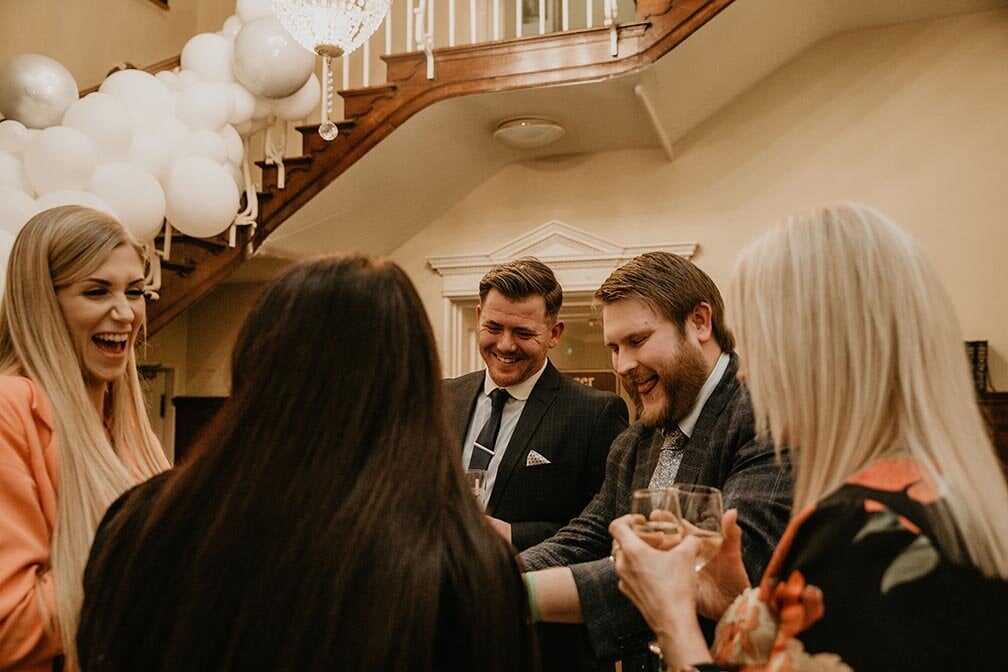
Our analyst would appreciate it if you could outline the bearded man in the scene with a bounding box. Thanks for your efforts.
[519,251,793,672]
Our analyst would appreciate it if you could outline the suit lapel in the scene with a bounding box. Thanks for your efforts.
[486,361,560,514]
[675,353,739,485]
[450,373,484,446]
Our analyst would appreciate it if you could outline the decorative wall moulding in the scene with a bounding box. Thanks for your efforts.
[427,220,698,298]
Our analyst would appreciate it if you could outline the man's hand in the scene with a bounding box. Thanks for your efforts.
[486,515,512,543]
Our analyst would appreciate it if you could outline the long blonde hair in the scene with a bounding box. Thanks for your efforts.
[729,202,1008,577]
[0,206,169,668]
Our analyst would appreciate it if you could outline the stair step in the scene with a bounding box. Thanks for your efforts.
[160,258,196,275]
[338,83,397,119]
[296,119,357,154]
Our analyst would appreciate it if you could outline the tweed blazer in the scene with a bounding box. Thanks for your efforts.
[445,360,628,550]
[521,353,793,662]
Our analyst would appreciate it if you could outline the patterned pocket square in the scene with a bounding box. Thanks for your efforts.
[526,450,551,466]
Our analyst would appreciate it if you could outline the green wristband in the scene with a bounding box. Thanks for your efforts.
[523,572,541,622]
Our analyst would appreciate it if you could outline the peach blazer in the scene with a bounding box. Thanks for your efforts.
[0,375,62,671]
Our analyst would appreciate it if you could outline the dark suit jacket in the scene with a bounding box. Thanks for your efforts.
[521,353,793,664]
[445,360,629,551]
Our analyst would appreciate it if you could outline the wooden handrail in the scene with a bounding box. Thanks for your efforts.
[79,55,180,96]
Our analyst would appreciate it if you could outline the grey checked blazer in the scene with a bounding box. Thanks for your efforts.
[521,353,793,663]
[445,360,628,550]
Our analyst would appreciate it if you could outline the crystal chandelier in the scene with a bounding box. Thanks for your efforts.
[273,0,392,140]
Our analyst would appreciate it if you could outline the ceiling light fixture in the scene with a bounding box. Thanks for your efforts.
[493,117,566,148]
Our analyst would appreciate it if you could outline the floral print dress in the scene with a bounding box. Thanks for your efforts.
[710,458,1008,671]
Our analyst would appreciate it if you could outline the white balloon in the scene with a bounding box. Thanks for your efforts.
[0,54,79,129]
[227,83,256,126]
[224,160,245,193]
[61,92,134,163]
[89,162,166,240]
[174,69,201,91]
[164,156,239,238]
[23,127,97,195]
[156,116,191,156]
[236,0,273,23]
[0,120,32,155]
[155,70,178,87]
[185,129,228,164]
[218,124,244,165]
[222,14,244,40]
[274,73,321,121]
[35,189,116,217]
[128,133,173,182]
[99,70,173,132]
[0,151,33,195]
[175,82,235,131]
[181,33,236,83]
[233,17,315,99]
[0,187,39,234]
[234,117,269,136]
[251,95,276,121]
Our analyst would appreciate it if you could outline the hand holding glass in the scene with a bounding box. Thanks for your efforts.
[630,488,682,548]
[671,484,724,570]
[465,469,488,509]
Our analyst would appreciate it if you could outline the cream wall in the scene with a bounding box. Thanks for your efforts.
[0,0,232,88]
[390,9,1008,391]
[145,282,262,396]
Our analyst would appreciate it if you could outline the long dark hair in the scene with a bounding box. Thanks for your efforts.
[78,255,534,671]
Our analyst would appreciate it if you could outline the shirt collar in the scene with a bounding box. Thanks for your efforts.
[483,359,549,401]
[677,351,730,437]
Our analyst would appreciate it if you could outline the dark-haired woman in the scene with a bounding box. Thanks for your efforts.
[76,255,536,671]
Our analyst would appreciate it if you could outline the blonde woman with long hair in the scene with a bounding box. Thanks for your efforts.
[609,203,1008,671]
[0,206,169,671]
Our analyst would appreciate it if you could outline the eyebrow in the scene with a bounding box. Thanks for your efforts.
[83,277,146,286]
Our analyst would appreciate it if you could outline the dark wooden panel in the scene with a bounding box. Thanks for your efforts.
[979,392,1008,471]
[171,396,226,464]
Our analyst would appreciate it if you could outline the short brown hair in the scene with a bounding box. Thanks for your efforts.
[595,251,735,351]
[479,257,563,320]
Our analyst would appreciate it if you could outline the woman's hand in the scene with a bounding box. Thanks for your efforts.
[609,516,711,668]
[694,509,751,620]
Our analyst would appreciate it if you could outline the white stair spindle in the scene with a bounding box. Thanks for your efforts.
[470,0,477,43]
[586,0,593,28]
[562,0,569,31]
[363,39,370,86]
[493,0,500,40]
[516,0,522,37]
[449,0,455,46]
[407,0,415,51]
[385,6,392,54]
[539,0,546,34]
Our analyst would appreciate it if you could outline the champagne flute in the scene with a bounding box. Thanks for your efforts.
[465,469,488,509]
[671,484,724,570]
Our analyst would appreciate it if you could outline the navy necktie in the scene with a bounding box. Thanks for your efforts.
[468,388,510,470]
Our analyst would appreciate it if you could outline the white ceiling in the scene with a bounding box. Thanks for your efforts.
[233,0,1006,280]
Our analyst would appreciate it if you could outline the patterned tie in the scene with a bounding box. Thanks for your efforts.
[468,388,511,470]
[648,427,688,488]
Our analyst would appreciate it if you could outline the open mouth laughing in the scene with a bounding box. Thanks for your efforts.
[92,332,130,355]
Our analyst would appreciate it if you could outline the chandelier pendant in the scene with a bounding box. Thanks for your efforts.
[273,0,392,141]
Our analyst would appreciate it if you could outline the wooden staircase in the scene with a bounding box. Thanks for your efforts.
[147,0,734,334]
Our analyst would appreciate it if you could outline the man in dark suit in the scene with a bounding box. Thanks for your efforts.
[445,257,628,551]
[520,252,793,672]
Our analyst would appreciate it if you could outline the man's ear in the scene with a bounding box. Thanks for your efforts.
[690,302,714,343]
[476,304,482,321]
[547,319,565,348]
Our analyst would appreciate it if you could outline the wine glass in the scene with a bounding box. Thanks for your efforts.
[629,488,682,547]
[630,488,682,671]
[671,484,724,571]
[465,469,488,509]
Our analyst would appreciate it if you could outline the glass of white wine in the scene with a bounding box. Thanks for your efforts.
[631,488,682,672]
[465,469,488,509]
[671,483,724,571]
[629,488,682,547]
